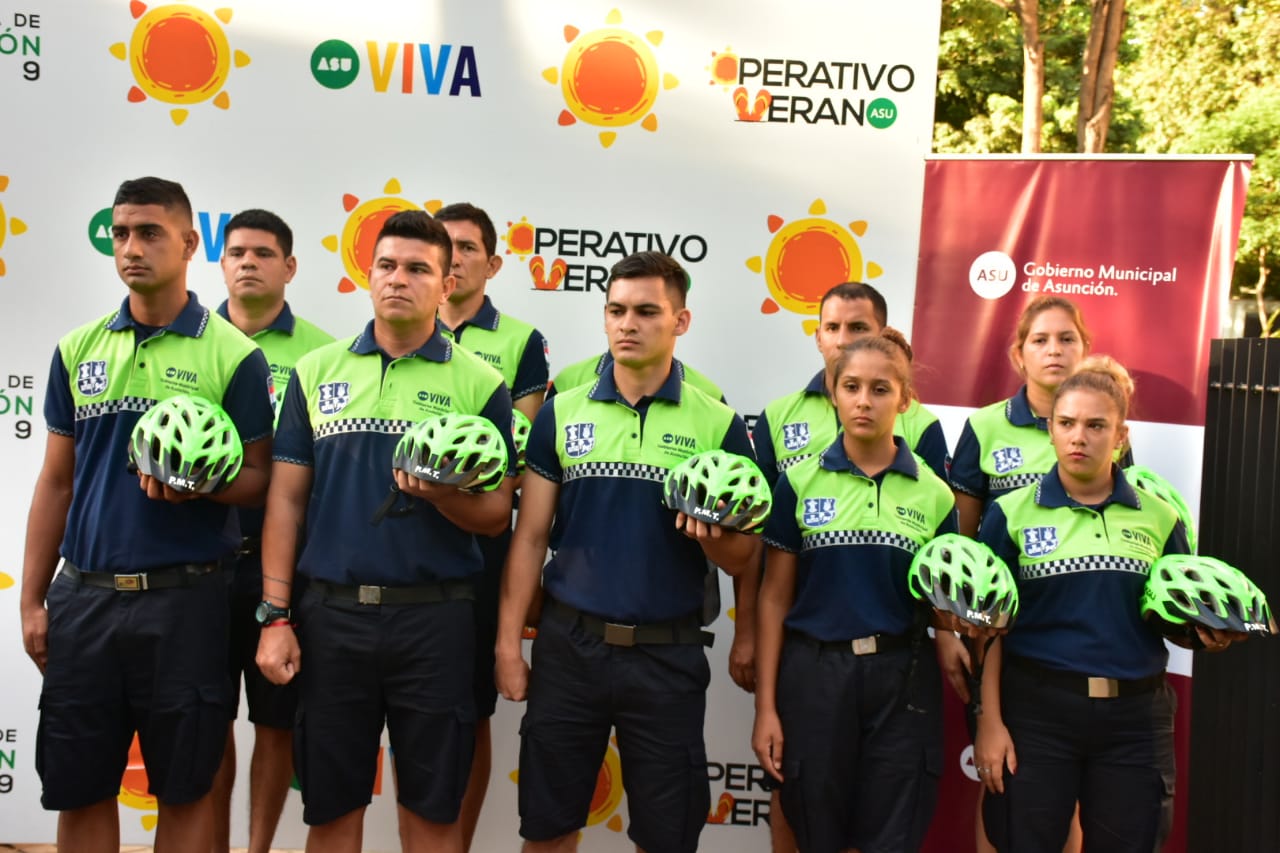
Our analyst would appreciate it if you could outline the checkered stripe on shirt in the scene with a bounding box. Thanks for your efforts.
[315,418,415,439]
[991,472,1043,493]
[563,461,668,484]
[1020,555,1150,581]
[75,395,153,421]
[801,529,920,554]
[778,453,815,471]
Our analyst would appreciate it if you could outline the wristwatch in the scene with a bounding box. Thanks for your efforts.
[254,600,291,626]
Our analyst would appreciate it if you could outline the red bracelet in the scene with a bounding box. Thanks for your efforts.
[263,620,295,629]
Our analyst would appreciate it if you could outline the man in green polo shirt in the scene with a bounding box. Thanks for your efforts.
[434,202,550,851]
[210,208,334,853]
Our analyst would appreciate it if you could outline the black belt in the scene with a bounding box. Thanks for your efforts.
[61,560,222,592]
[1007,655,1165,699]
[547,597,714,647]
[236,536,261,557]
[308,578,474,606]
[788,628,913,656]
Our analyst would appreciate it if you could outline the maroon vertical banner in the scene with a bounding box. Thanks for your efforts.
[912,157,1249,424]
[913,157,1250,853]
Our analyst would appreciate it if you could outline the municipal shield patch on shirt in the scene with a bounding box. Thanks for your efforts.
[564,422,595,458]
[76,360,108,397]
[1022,525,1059,558]
[992,446,1024,474]
[782,421,811,452]
[317,381,351,416]
[802,497,837,527]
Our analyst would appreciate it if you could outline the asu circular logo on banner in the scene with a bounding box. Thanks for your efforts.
[109,2,251,126]
[311,39,360,89]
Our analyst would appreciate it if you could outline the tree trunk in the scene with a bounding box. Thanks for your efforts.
[1018,0,1044,153]
[1078,0,1127,152]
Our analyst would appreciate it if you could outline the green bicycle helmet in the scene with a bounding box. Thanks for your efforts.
[511,410,532,474]
[1141,554,1275,637]
[909,534,1019,630]
[393,413,507,492]
[128,394,243,494]
[1125,465,1198,554]
[662,450,771,532]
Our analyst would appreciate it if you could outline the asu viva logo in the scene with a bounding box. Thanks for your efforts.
[109,2,251,126]
[746,199,884,334]
[543,8,678,149]
[322,179,442,293]
[707,46,909,128]
[310,38,480,95]
[0,176,29,277]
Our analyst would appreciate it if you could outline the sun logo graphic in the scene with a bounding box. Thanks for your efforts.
[746,199,884,335]
[706,48,770,123]
[321,179,442,293]
[108,2,250,126]
[510,738,626,836]
[500,216,567,291]
[118,734,159,831]
[502,217,537,263]
[0,176,29,278]
[542,8,678,149]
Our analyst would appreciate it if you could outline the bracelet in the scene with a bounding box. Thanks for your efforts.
[263,620,295,629]
[264,574,292,586]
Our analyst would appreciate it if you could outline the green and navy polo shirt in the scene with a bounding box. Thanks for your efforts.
[44,291,274,572]
[217,299,334,537]
[525,363,753,623]
[273,322,515,586]
[548,351,726,403]
[755,370,949,486]
[437,295,549,402]
[980,465,1189,679]
[764,436,957,641]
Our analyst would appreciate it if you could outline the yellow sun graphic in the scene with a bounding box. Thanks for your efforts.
[118,734,159,831]
[321,179,441,293]
[510,738,626,835]
[542,8,678,148]
[707,47,739,88]
[746,199,884,335]
[502,217,537,262]
[0,176,29,278]
[109,2,250,126]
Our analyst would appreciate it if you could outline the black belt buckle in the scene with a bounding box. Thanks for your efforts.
[604,622,636,647]
[356,585,383,605]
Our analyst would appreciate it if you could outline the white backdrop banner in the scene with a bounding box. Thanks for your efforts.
[0,0,943,848]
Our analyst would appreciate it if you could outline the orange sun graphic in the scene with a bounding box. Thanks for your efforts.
[510,738,625,835]
[542,8,678,148]
[502,217,537,261]
[707,47,739,87]
[321,179,442,293]
[109,2,250,126]
[118,734,159,831]
[746,199,883,335]
[0,176,29,278]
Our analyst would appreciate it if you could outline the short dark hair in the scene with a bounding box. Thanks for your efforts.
[819,281,887,329]
[375,210,453,271]
[224,208,293,257]
[435,202,497,257]
[113,177,192,224]
[606,251,690,308]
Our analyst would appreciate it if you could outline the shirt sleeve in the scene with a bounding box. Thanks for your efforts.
[477,383,518,477]
[1162,519,1192,557]
[510,330,550,402]
[762,472,800,553]
[221,348,275,445]
[934,501,959,537]
[948,418,988,499]
[914,419,950,482]
[977,501,1020,571]
[753,409,780,488]
[524,397,561,483]
[719,414,755,460]
[43,346,73,436]
[272,370,314,465]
